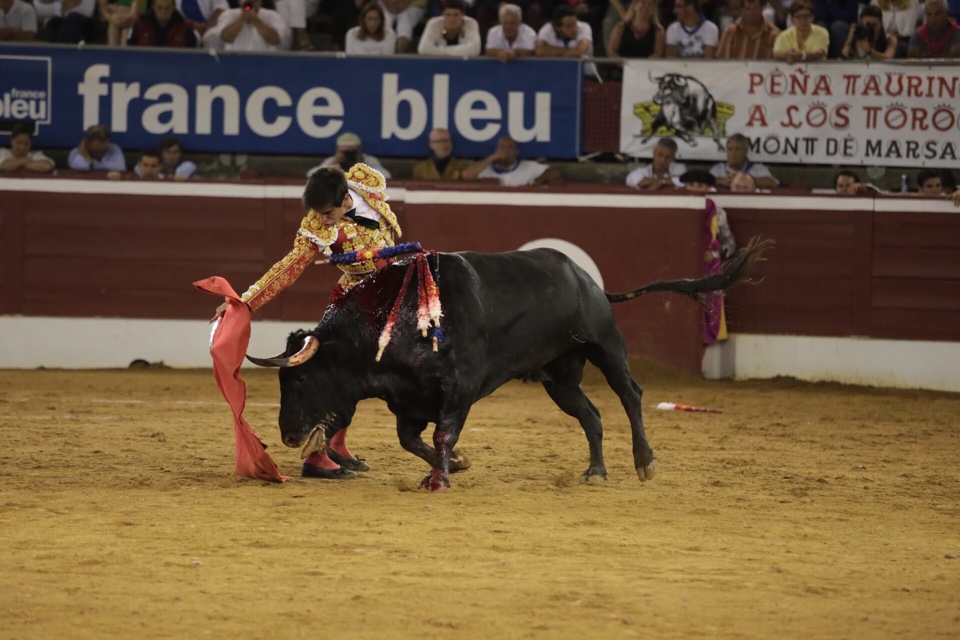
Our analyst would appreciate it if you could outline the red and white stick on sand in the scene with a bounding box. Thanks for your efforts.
[656,402,724,414]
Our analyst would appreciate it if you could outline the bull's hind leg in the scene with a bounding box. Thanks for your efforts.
[586,342,658,481]
[542,353,608,482]
[396,416,471,474]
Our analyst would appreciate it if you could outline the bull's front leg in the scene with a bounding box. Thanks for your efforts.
[419,412,468,492]
[397,416,471,473]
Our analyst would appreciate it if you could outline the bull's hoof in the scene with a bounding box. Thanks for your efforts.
[301,463,357,480]
[636,459,659,481]
[579,466,608,484]
[449,448,471,473]
[419,471,451,492]
[327,450,371,472]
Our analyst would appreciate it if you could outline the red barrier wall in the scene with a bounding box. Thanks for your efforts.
[3,179,959,374]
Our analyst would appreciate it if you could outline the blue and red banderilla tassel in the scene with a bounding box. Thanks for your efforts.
[327,242,422,266]
[375,252,443,362]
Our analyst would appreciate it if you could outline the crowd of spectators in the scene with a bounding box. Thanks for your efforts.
[3,0,957,61]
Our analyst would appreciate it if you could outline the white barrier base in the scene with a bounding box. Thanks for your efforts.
[703,334,960,393]
[0,316,311,369]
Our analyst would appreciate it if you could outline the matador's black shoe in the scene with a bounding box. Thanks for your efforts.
[327,450,372,472]
[301,462,357,479]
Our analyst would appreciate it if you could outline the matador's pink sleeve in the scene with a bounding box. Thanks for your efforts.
[241,235,320,312]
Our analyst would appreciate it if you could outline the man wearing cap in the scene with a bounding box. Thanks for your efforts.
[217,163,402,479]
[309,132,391,179]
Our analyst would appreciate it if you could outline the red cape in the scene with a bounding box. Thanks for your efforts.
[194,276,290,482]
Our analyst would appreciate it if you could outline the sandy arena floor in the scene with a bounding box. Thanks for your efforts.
[0,363,958,639]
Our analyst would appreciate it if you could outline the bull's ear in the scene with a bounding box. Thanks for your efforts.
[246,336,320,368]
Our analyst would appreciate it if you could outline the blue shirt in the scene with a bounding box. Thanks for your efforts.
[68,142,127,172]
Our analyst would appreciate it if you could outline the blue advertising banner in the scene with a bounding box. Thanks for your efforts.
[0,45,583,158]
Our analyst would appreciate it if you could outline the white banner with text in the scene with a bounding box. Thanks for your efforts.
[620,61,960,168]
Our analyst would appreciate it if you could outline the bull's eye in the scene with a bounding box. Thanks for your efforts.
[291,374,305,389]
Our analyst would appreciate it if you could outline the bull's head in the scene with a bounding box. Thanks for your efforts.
[246,330,359,459]
[649,73,685,106]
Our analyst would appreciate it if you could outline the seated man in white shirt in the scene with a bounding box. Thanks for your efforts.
[535,4,598,76]
[0,0,39,41]
[462,135,561,186]
[203,0,288,51]
[625,137,687,190]
[417,0,481,56]
[709,133,779,189]
[308,132,392,179]
[485,2,537,62]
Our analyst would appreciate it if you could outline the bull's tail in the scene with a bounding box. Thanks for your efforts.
[605,237,774,305]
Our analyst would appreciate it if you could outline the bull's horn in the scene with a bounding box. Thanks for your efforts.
[648,71,662,83]
[246,336,319,368]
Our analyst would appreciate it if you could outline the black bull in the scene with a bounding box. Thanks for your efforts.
[248,241,770,491]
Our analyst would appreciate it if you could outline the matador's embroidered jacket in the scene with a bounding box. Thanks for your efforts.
[240,164,402,311]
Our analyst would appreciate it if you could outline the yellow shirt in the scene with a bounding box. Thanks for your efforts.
[773,25,829,54]
[412,157,472,180]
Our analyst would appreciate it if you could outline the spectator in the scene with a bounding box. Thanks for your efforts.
[417,0,481,55]
[203,0,288,51]
[412,128,472,180]
[462,136,561,186]
[0,0,39,41]
[716,0,781,59]
[114,148,165,180]
[710,133,779,189]
[309,132,391,178]
[951,188,960,206]
[834,169,868,194]
[730,172,758,192]
[485,3,537,62]
[625,137,686,190]
[773,0,828,62]
[68,124,126,173]
[916,169,944,196]
[175,0,227,36]
[275,0,311,49]
[345,2,397,54]
[475,0,540,48]
[158,135,197,180]
[871,0,922,58]
[0,123,55,173]
[907,0,960,58]
[97,0,144,45]
[36,0,96,42]
[380,0,427,53]
[841,5,896,59]
[536,5,598,77]
[128,0,199,46]
[608,0,665,58]
[665,0,719,57]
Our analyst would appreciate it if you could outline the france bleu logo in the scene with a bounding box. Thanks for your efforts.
[0,55,52,135]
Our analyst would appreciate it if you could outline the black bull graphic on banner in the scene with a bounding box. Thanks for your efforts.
[640,73,726,151]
